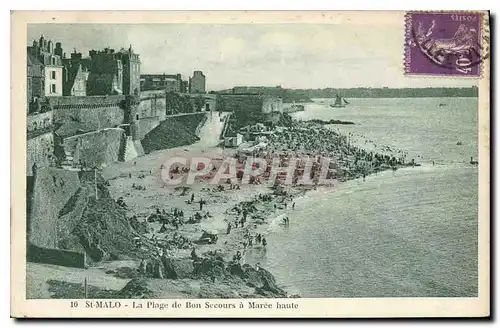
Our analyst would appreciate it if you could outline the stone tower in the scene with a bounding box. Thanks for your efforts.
[189,71,206,94]
[124,94,141,141]
[120,45,141,96]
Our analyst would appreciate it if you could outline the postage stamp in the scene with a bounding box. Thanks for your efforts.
[404,11,487,77]
[10,11,490,318]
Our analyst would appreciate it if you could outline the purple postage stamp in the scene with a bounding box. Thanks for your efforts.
[404,11,486,77]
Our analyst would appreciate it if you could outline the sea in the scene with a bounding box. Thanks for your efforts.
[249,97,479,298]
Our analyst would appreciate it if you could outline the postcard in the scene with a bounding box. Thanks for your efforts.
[11,10,490,318]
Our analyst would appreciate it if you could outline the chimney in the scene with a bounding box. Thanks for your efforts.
[54,42,63,57]
[71,52,83,61]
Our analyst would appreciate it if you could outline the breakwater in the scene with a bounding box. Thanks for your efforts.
[306,118,355,125]
[283,104,305,114]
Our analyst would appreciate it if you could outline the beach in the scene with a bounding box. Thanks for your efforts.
[85,109,413,298]
[25,97,478,300]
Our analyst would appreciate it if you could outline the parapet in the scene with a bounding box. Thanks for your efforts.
[47,95,126,109]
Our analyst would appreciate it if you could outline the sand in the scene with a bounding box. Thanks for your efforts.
[102,112,298,264]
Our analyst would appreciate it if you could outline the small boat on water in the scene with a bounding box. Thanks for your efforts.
[439,103,447,107]
[330,94,349,108]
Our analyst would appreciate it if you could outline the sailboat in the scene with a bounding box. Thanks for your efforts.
[330,94,349,108]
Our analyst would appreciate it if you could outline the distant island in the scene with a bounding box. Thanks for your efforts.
[213,86,478,102]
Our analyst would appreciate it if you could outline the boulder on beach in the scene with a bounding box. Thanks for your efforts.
[228,262,287,297]
[193,257,227,280]
[117,278,154,299]
[113,266,139,279]
[53,171,138,264]
[161,257,194,280]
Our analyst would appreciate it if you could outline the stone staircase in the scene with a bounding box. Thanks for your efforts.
[60,150,80,171]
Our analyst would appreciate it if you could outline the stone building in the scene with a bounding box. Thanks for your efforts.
[121,46,141,96]
[164,77,180,93]
[216,94,283,126]
[181,80,189,93]
[27,52,44,112]
[63,64,88,96]
[87,46,140,96]
[27,36,63,97]
[140,73,184,93]
[189,71,206,94]
[87,48,124,95]
[62,51,90,96]
[216,94,282,114]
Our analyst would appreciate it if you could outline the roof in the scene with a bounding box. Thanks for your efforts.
[27,53,43,66]
[80,58,92,71]
[64,64,84,93]
[141,74,180,80]
[39,52,63,66]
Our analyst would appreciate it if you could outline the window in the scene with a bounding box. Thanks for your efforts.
[51,84,56,94]
[51,71,56,79]
[51,57,55,65]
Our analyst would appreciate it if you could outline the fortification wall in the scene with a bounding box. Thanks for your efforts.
[140,90,165,100]
[123,136,139,161]
[137,117,160,140]
[27,111,53,133]
[27,244,86,269]
[137,97,163,119]
[133,140,145,157]
[28,167,81,249]
[262,97,284,114]
[139,91,167,119]
[216,94,264,113]
[263,111,282,124]
[204,97,217,112]
[51,95,126,138]
[65,128,125,168]
[27,132,54,176]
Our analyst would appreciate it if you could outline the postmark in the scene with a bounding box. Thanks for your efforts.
[404,11,488,77]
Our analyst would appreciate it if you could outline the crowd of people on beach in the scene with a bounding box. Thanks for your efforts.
[261,121,412,180]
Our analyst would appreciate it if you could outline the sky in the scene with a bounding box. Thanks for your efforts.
[28,23,477,91]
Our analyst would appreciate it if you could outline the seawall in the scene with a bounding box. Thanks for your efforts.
[141,113,208,154]
[28,167,81,249]
[28,93,214,174]
[283,104,305,114]
[64,128,125,169]
[27,244,86,269]
[51,95,126,138]
[25,94,215,269]
[27,132,54,176]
